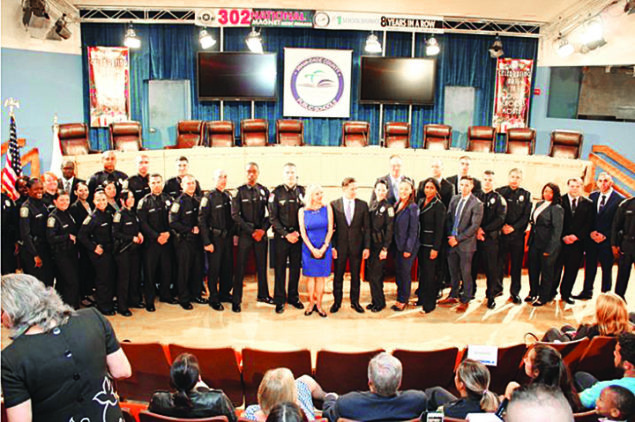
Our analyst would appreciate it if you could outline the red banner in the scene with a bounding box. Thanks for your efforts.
[492,58,534,133]
[88,47,131,128]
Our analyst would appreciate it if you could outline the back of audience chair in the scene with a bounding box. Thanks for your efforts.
[121,408,137,422]
[118,342,172,402]
[573,410,600,422]
[393,347,460,392]
[139,411,229,421]
[315,349,384,395]
[575,336,619,381]
[459,343,526,395]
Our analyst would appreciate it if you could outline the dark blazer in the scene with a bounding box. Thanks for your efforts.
[393,202,419,254]
[561,194,593,243]
[416,178,454,209]
[528,201,564,255]
[418,197,446,251]
[322,390,428,422]
[370,174,410,208]
[446,194,484,253]
[447,175,482,195]
[58,177,86,204]
[331,198,370,253]
[148,387,237,422]
[590,190,624,237]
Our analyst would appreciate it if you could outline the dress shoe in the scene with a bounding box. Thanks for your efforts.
[133,302,145,309]
[572,292,592,300]
[257,296,275,305]
[180,302,193,310]
[193,297,208,305]
[487,298,496,309]
[232,303,241,313]
[509,295,522,305]
[330,303,341,313]
[275,304,285,314]
[210,302,224,311]
[366,303,375,310]
[438,297,459,306]
[456,302,469,312]
[351,303,365,313]
[317,307,328,318]
[391,302,406,312]
[524,295,537,303]
[146,304,156,312]
[562,297,575,305]
[99,308,115,316]
[288,300,304,310]
[371,305,385,313]
[304,305,315,316]
[119,309,133,317]
[160,297,179,305]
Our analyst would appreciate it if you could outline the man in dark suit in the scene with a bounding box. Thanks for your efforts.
[331,177,370,313]
[416,158,453,208]
[446,156,482,195]
[370,154,408,208]
[57,159,85,204]
[556,177,593,304]
[612,197,635,300]
[577,173,624,299]
[322,353,428,422]
[164,156,202,199]
[439,176,484,312]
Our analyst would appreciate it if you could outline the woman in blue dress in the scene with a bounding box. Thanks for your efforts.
[298,184,333,317]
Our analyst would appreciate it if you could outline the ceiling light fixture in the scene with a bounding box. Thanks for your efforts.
[199,28,216,49]
[426,36,440,56]
[580,17,606,53]
[556,37,574,57]
[123,23,141,49]
[245,28,263,53]
[364,33,382,54]
[489,35,504,58]
[54,14,71,40]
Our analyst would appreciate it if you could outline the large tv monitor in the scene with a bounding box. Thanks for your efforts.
[359,57,437,105]
[197,52,277,101]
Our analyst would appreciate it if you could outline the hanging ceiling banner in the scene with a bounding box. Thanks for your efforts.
[195,8,252,27]
[252,9,315,28]
[87,46,130,128]
[492,58,534,133]
[313,11,443,33]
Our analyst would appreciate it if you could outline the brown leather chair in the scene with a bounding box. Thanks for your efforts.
[342,121,369,147]
[240,119,268,146]
[392,347,460,392]
[383,122,410,148]
[168,120,204,149]
[467,126,496,153]
[506,127,535,155]
[206,121,235,147]
[423,124,451,150]
[276,119,304,146]
[550,130,583,159]
[58,123,98,155]
[117,342,172,402]
[109,121,144,152]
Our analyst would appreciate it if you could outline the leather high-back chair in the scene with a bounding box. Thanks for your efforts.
[423,124,451,150]
[240,119,268,146]
[58,123,97,155]
[341,121,369,147]
[170,120,204,149]
[206,121,235,147]
[550,130,583,159]
[275,120,304,146]
[506,128,536,155]
[383,122,410,148]
[109,121,143,152]
[467,126,496,153]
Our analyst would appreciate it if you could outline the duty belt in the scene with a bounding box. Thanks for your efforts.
[211,228,229,237]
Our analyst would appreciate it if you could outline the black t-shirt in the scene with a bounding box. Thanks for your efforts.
[1,308,123,422]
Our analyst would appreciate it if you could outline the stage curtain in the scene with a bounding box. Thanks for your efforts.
[81,23,537,151]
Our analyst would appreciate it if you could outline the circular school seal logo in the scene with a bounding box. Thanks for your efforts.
[290,56,345,112]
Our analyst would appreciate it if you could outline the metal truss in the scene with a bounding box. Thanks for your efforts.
[441,18,541,38]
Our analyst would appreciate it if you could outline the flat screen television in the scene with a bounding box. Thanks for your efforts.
[359,57,436,105]
[197,52,277,101]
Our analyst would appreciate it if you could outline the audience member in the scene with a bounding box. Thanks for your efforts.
[148,353,236,421]
[370,154,408,207]
[506,384,574,422]
[1,274,131,422]
[266,402,308,422]
[595,385,634,422]
[392,178,419,311]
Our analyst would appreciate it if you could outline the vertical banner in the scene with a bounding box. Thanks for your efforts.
[492,58,534,133]
[283,48,352,118]
[88,47,131,127]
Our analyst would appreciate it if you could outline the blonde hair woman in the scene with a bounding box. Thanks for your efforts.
[298,184,334,317]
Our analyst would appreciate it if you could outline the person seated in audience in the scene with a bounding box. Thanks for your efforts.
[505,344,582,412]
[595,385,634,422]
[542,292,632,342]
[265,402,308,422]
[425,359,500,418]
[576,332,635,410]
[322,352,428,422]
[1,273,132,422]
[506,384,574,422]
[243,368,325,421]
[148,352,236,421]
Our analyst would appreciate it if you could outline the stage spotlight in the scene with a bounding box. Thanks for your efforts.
[199,28,216,49]
[123,23,141,49]
[580,18,606,53]
[245,28,263,53]
[364,33,382,54]
[22,0,49,26]
[556,37,574,57]
[489,35,504,58]
[54,14,71,40]
[426,36,440,56]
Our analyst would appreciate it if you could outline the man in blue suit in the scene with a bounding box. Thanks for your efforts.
[576,173,624,299]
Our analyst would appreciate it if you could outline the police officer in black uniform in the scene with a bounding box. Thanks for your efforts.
[496,168,532,304]
[2,192,19,274]
[269,163,306,314]
[199,169,234,311]
[125,154,151,204]
[169,174,205,310]
[474,170,507,309]
[46,189,80,309]
[367,180,394,312]
[611,197,635,300]
[164,156,202,199]
[19,178,55,286]
[78,189,116,315]
[113,189,145,317]
[137,174,177,311]
[87,150,128,202]
[231,162,272,313]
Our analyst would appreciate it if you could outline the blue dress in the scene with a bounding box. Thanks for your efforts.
[302,206,332,277]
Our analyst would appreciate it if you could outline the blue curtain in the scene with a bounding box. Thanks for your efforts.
[81,23,537,150]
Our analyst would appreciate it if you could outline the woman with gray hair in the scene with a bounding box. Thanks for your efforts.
[1,273,132,422]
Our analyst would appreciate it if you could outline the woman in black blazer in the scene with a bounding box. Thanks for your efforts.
[417,178,447,313]
[68,181,95,303]
[367,180,394,312]
[527,183,564,306]
[392,178,419,311]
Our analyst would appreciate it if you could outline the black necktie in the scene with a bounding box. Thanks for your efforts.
[599,195,606,211]
[572,198,577,214]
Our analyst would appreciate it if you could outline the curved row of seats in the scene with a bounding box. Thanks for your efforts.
[57,120,583,159]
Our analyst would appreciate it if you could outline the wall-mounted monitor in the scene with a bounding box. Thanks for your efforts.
[197,52,277,101]
[359,56,437,105]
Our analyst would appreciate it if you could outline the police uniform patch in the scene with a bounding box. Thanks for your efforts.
[20,207,29,218]
[260,189,265,196]
[113,213,121,223]
[490,197,496,204]
[83,216,91,225]
[201,197,208,207]
[122,180,129,189]
[501,197,507,207]
[170,202,180,213]
[5,199,11,207]
[380,206,385,213]
[47,217,56,228]
[519,195,524,202]
[388,207,395,217]
[280,200,286,206]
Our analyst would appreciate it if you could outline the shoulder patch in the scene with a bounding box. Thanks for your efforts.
[122,180,129,189]
[83,216,92,225]
[500,197,507,207]
[170,202,180,213]
[113,212,122,223]
[47,217,56,228]
[201,197,208,207]
[20,207,29,218]
[388,207,395,217]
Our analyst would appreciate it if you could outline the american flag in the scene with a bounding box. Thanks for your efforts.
[1,115,22,200]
